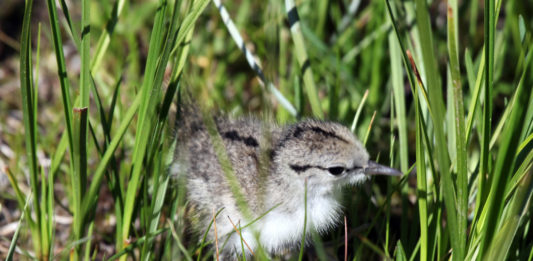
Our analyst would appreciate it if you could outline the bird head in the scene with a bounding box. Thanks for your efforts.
[272,120,402,189]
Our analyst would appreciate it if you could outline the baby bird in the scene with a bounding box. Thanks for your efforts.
[171,105,401,259]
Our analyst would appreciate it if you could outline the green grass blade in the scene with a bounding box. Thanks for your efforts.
[82,92,142,221]
[121,0,168,253]
[212,0,297,117]
[350,89,369,133]
[447,0,468,258]
[58,0,81,48]
[478,0,496,232]
[71,107,89,259]
[6,193,32,261]
[45,0,75,171]
[484,168,533,260]
[91,0,128,71]
[389,33,408,173]
[196,208,225,260]
[412,0,460,257]
[408,43,429,261]
[284,0,323,118]
[464,48,484,142]
[479,49,533,256]
[107,229,167,260]
[80,0,90,108]
[19,0,43,257]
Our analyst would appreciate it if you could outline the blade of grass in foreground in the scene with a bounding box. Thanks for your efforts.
[71,107,88,259]
[19,0,43,257]
[120,0,167,254]
[139,3,183,258]
[412,0,462,258]
[6,193,31,261]
[478,0,495,225]
[45,0,75,161]
[284,0,323,118]
[91,0,128,71]
[212,0,297,117]
[479,49,533,258]
[82,92,141,226]
[485,165,532,261]
[447,0,468,259]
[121,0,210,258]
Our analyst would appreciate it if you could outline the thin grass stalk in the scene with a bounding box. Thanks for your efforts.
[34,23,41,120]
[144,145,172,250]
[485,167,533,260]
[107,229,167,260]
[386,108,395,257]
[20,0,38,217]
[138,2,192,257]
[505,136,533,199]
[334,0,361,42]
[284,0,323,118]
[447,0,468,258]
[19,0,42,257]
[91,0,128,71]
[203,111,252,218]
[82,89,141,220]
[390,29,427,258]
[88,77,125,234]
[211,0,297,117]
[383,10,436,260]
[412,0,462,257]
[6,193,32,261]
[479,50,533,257]
[196,208,225,260]
[120,0,167,255]
[58,0,81,48]
[350,89,369,133]
[80,0,90,108]
[71,107,88,259]
[84,222,94,260]
[407,49,430,261]
[389,37,409,173]
[46,157,56,261]
[73,0,91,253]
[315,0,328,39]
[39,166,50,260]
[472,0,504,222]
[478,0,496,219]
[464,48,484,142]
[121,1,213,255]
[45,0,75,159]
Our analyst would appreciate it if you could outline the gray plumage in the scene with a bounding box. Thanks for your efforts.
[171,104,401,259]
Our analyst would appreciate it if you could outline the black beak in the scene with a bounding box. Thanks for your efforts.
[363,161,403,176]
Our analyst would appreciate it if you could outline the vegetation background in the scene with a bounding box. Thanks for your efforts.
[0,0,532,260]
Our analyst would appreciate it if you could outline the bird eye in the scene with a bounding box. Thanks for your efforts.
[328,167,345,176]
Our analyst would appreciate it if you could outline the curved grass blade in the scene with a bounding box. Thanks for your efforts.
[6,193,32,261]
[284,0,322,118]
[447,0,468,258]
[212,0,297,117]
[479,49,533,256]
[91,0,128,71]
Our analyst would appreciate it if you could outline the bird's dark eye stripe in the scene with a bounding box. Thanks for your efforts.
[290,164,312,173]
[349,166,362,171]
[289,164,362,175]
[327,167,345,175]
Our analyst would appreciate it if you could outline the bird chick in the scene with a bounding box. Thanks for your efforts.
[171,106,401,259]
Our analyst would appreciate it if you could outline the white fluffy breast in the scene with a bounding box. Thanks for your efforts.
[253,195,342,253]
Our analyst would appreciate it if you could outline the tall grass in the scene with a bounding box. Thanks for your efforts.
[3,0,532,259]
